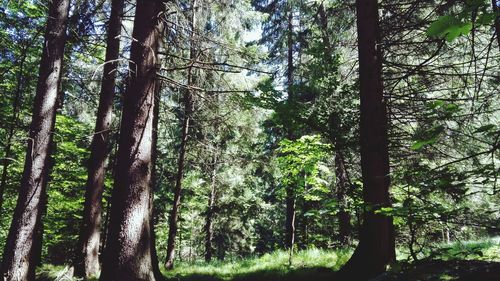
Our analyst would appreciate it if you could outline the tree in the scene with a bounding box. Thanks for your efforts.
[98,1,163,280]
[1,0,71,280]
[164,0,198,269]
[338,0,395,279]
[75,0,125,278]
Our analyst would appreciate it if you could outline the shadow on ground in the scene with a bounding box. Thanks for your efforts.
[164,260,500,281]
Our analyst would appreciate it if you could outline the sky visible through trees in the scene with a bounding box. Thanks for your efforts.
[0,0,499,281]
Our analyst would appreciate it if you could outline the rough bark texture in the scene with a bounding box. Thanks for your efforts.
[75,0,124,278]
[165,0,197,269]
[1,0,70,280]
[338,0,395,279]
[98,1,163,280]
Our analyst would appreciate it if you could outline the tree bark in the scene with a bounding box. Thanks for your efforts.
[284,5,296,252]
[335,151,352,246]
[204,155,218,262]
[165,0,197,269]
[150,79,164,281]
[1,0,70,280]
[492,0,500,49]
[98,1,163,280]
[338,0,395,279]
[75,0,124,278]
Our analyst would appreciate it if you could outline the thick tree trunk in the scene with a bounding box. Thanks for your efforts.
[75,0,124,278]
[204,157,218,262]
[338,0,395,279]
[165,0,197,269]
[0,1,70,280]
[98,1,163,280]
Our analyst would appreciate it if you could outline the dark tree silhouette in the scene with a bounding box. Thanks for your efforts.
[75,0,125,278]
[338,0,396,279]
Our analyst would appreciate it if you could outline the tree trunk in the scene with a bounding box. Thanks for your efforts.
[492,0,500,49]
[98,1,163,280]
[204,156,218,262]
[338,0,395,279]
[284,4,296,253]
[75,0,124,278]
[335,151,352,246]
[165,0,197,269]
[150,79,164,281]
[1,1,70,280]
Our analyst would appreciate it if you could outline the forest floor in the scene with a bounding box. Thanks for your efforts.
[36,238,500,281]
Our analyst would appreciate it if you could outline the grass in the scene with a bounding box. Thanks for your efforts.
[432,237,500,261]
[35,238,500,281]
[162,248,352,281]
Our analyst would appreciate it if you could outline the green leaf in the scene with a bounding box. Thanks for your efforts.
[427,16,460,37]
[426,16,472,41]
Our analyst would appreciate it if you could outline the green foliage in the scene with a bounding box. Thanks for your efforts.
[427,15,473,42]
[44,115,92,264]
[276,135,331,201]
[426,0,499,41]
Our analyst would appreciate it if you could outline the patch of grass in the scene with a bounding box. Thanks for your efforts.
[34,238,499,280]
[163,248,352,281]
[36,264,97,281]
[430,237,500,261]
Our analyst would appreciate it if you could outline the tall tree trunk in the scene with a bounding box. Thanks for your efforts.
[75,0,124,278]
[0,0,70,280]
[492,0,500,49]
[98,1,163,280]
[150,79,164,281]
[338,0,395,279]
[204,155,218,262]
[284,5,296,253]
[335,151,352,246]
[165,0,197,269]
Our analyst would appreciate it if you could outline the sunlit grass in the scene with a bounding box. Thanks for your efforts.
[35,238,500,281]
[162,248,352,281]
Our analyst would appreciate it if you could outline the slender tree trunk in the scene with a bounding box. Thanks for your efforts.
[284,5,296,254]
[75,0,124,278]
[338,0,395,279]
[0,1,70,280]
[335,151,352,246]
[98,1,163,280]
[492,0,500,49]
[165,0,197,269]
[318,3,353,246]
[204,155,218,262]
[150,79,164,281]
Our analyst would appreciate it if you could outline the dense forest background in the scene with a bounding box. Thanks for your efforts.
[0,0,498,280]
